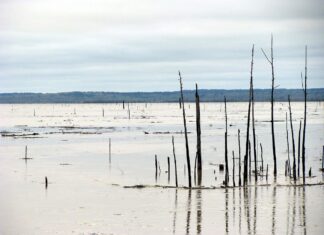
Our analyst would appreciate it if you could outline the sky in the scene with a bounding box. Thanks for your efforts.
[0,0,323,92]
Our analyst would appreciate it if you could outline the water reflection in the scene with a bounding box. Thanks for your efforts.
[186,190,192,235]
[196,189,202,234]
[171,185,308,234]
[172,189,178,235]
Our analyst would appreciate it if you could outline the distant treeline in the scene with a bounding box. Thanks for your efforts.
[0,88,323,103]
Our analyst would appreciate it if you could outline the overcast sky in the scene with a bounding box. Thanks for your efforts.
[0,0,323,92]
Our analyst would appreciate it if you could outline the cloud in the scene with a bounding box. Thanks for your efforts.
[0,0,323,92]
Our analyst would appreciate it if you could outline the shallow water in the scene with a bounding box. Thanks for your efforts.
[0,102,323,234]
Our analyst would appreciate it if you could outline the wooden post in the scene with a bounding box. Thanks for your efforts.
[172,136,178,187]
[266,164,268,181]
[224,96,229,187]
[261,35,277,176]
[25,145,28,160]
[45,176,48,189]
[102,108,105,117]
[168,157,170,183]
[232,151,235,187]
[322,146,324,170]
[260,143,264,173]
[244,44,254,186]
[238,129,242,186]
[195,83,202,186]
[179,71,192,188]
[123,100,125,109]
[155,154,158,182]
[179,98,182,109]
[302,46,307,185]
[288,95,297,181]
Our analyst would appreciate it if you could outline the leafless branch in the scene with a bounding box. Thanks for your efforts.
[261,48,271,64]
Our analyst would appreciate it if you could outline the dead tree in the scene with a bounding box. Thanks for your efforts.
[172,136,178,187]
[302,46,308,185]
[260,143,264,172]
[195,83,202,186]
[285,112,291,177]
[155,155,158,182]
[244,45,254,186]
[179,71,192,188]
[168,157,170,183]
[224,96,229,186]
[261,35,277,177]
[109,138,111,164]
[232,151,236,187]
[288,95,297,181]
[238,129,242,186]
[249,140,252,180]
[251,59,258,182]
[298,120,302,178]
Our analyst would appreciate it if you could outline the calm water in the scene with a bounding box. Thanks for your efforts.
[0,102,323,234]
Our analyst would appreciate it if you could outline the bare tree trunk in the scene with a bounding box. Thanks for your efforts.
[298,120,302,178]
[168,156,170,183]
[251,64,258,182]
[155,154,158,182]
[238,129,242,186]
[172,136,178,187]
[195,84,202,186]
[260,143,264,173]
[261,35,277,176]
[179,71,192,188]
[285,112,291,178]
[288,95,297,182]
[109,138,112,164]
[249,140,251,180]
[244,45,254,186]
[232,151,236,187]
[302,46,307,185]
[224,96,229,187]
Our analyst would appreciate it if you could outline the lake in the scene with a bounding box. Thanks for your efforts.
[0,102,323,234]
